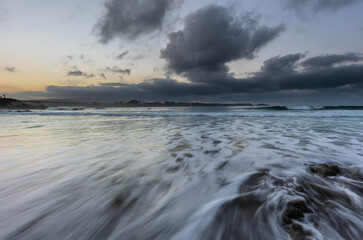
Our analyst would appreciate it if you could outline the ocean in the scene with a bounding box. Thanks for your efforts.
[0,106,362,239]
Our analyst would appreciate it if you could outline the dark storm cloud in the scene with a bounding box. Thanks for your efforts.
[105,66,131,75]
[32,52,363,102]
[242,56,363,91]
[67,70,83,76]
[116,50,129,59]
[96,0,180,43]
[67,70,94,78]
[220,53,363,92]
[285,0,361,13]
[41,78,219,101]
[100,73,107,80]
[259,53,305,75]
[301,53,362,68]
[160,5,284,83]
[4,66,15,72]
[275,64,363,90]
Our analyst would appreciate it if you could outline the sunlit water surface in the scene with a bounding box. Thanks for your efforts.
[0,107,362,239]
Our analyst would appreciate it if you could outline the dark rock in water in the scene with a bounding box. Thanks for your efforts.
[16,109,31,112]
[339,166,363,181]
[183,153,193,158]
[292,224,303,232]
[112,195,125,206]
[216,160,229,170]
[282,200,311,224]
[238,171,268,193]
[284,223,312,240]
[295,186,304,192]
[202,193,264,239]
[166,165,180,172]
[204,149,220,154]
[310,164,341,177]
[212,140,222,145]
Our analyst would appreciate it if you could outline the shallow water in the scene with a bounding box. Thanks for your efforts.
[0,106,362,239]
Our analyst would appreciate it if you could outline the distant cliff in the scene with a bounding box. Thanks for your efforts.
[0,98,46,109]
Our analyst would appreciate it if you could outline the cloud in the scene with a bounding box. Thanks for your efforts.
[285,0,361,13]
[100,73,107,80]
[4,66,15,72]
[67,70,83,76]
[160,5,284,83]
[105,66,131,75]
[66,70,94,78]
[30,53,363,103]
[131,54,145,60]
[67,79,84,86]
[95,0,180,43]
[116,50,129,59]
[63,54,93,66]
[301,53,362,68]
[259,53,305,75]
[242,54,363,91]
[39,79,219,102]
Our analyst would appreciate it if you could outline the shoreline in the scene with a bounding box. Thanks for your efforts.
[1,98,268,109]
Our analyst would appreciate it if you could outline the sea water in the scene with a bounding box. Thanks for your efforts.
[0,106,362,239]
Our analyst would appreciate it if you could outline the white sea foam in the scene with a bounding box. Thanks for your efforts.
[0,106,362,239]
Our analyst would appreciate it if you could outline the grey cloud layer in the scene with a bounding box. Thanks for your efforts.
[96,0,179,42]
[4,66,15,72]
[105,66,131,75]
[116,51,129,59]
[285,0,361,13]
[301,53,362,68]
[67,70,94,78]
[27,53,363,102]
[260,53,305,75]
[238,54,363,91]
[160,5,284,81]
[17,3,363,104]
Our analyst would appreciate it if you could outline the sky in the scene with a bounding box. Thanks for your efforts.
[1,0,363,105]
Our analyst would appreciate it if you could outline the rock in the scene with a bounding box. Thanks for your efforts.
[16,109,31,112]
[204,149,220,154]
[282,200,311,224]
[166,165,180,172]
[284,223,312,240]
[112,195,124,206]
[295,186,304,192]
[310,164,341,177]
[292,224,303,232]
[216,160,228,170]
[213,140,222,145]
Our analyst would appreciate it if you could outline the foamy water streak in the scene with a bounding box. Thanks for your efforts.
[0,107,362,239]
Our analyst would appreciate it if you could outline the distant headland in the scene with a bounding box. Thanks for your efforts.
[0,96,268,109]
[0,96,47,109]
